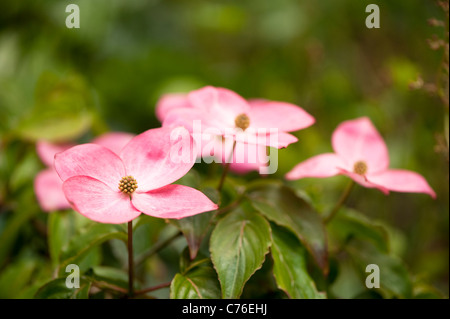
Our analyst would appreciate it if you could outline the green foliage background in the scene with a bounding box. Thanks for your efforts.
[0,0,448,299]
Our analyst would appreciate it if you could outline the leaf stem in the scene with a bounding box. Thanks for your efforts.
[324,180,355,224]
[127,221,134,298]
[217,140,237,192]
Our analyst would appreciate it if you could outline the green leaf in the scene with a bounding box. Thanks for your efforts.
[329,208,389,253]
[9,151,40,192]
[133,215,166,256]
[58,223,127,276]
[85,266,129,290]
[210,209,271,299]
[247,184,328,272]
[170,186,219,260]
[171,211,215,260]
[347,240,413,299]
[329,257,368,299]
[0,205,38,268]
[48,211,74,268]
[170,259,221,299]
[0,256,38,298]
[34,278,91,299]
[75,281,92,299]
[16,72,93,142]
[413,282,445,299]
[271,224,325,299]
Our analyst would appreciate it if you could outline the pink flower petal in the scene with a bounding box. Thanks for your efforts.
[367,169,436,198]
[131,184,218,219]
[187,86,250,127]
[285,153,346,180]
[338,168,389,194]
[248,100,315,132]
[211,138,269,174]
[332,117,389,174]
[92,132,135,155]
[37,141,73,167]
[63,176,141,224]
[156,93,191,122]
[120,127,196,192]
[34,168,71,212]
[162,107,211,131]
[243,130,298,149]
[230,142,269,174]
[54,144,126,190]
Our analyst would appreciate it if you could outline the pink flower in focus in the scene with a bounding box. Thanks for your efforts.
[285,117,436,198]
[160,86,315,149]
[54,127,218,224]
[34,132,135,212]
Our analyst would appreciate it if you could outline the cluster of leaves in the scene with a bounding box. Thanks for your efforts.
[10,169,440,299]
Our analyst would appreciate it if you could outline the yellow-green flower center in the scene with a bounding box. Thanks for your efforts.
[235,113,250,131]
[118,176,138,194]
[353,161,368,175]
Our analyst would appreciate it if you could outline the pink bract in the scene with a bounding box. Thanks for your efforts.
[156,89,307,174]
[34,132,135,212]
[200,135,270,174]
[54,127,218,224]
[159,86,315,149]
[285,117,436,198]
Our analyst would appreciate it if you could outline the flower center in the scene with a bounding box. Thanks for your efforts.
[353,161,368,175]
[235,113,250,131]
[118,175,138,194]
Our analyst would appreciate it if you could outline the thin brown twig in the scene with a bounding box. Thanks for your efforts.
[134,281,171,296]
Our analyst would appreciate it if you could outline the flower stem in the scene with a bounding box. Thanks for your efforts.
[324,180,355,224]
[217,140,237,192]
[127,221,134,298]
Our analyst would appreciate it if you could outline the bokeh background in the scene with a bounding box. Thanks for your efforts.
[0,0,448,298]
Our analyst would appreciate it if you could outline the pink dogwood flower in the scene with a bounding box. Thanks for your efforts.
[158,95,269,174]
[157,91,302,174]
[34,132,135,212]
[54,127,218,224]
[201,136,270,174]
[160,86,315,149]
[286,117,436,198]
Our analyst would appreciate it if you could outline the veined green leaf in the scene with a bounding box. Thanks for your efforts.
[210,209,271,299]
[170,259,221,299]
[271,224,325,299]
[247,184,328,273]
[34,277,91,299]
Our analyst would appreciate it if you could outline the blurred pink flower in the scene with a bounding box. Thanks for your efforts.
[54,127,218,224]
[159,86,315,149]
[157,90,303,174]
[286,117,436,198]
[201,135,270,175]
[34,132,135,212]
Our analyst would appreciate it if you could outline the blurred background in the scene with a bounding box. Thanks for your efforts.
[0,0,448,298]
